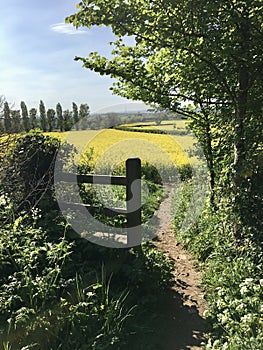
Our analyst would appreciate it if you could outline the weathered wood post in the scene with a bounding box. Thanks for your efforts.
[126,158,142,246]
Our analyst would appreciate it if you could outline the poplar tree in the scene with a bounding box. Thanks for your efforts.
[72,102,79,130]
[39,100,47,132]
[29,108,37,130]
[56,103,64,132]
[3,102,12,133]
[47,108,56,132]
[11,110,22,133]
[63,109,73,131]
[79,103,90,130]
[21,101,30,132]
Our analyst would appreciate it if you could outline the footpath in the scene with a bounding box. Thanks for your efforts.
[152,187,208,350]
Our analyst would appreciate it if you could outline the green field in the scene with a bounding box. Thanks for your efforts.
[123,119,189,130]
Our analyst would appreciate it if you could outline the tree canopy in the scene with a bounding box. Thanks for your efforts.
[67,0,263,240]
[66,0,262,115]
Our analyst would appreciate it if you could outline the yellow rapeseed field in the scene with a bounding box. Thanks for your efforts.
[50,129,193,170]
[1,127,195,171]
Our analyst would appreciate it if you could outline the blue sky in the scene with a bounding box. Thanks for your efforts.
[0,0,145,113]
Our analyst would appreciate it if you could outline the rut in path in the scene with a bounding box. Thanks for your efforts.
[145,185,209,350]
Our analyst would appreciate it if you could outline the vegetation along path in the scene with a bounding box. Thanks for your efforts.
[151,185,208,350]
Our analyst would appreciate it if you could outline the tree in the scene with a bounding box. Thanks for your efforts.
[67,0,263,240]
[29,108,37,130]
[21,101,30,132]
[3,102,12,134]
[79,103,90,130]
[72,102,79,130]
[47,108,56,132]
[0,95,5,113]
[56,103,64,132]
[39,100,47,132]
[0,96,6,132]
[63,109,73,131]
[153,110,166,126]
[11,110,22,133]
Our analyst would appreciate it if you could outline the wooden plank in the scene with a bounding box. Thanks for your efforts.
[59,201,127,217]
[57,172,126,186]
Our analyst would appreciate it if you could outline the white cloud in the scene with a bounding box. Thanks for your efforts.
[50,23,88,35]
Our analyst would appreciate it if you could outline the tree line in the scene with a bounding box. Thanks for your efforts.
[0,97,90,133]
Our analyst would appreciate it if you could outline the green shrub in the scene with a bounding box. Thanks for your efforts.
[0,222,73,349]
[178,163,193,181]
[204,250,263,350]
[0,222,136,350]
[0,210,173,349]
[1,130,74,214]
[113,124,188,135]
[172,182,263,349]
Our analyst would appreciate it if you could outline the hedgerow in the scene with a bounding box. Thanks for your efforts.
[172,183,263,349]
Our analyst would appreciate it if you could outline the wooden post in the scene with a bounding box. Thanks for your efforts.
[126,158,141,246]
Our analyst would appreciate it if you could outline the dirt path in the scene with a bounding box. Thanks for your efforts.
[150,186,209,350]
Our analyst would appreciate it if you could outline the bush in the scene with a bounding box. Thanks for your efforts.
[1,130,74,214]
[178,163,193,181]
[0,222,73,349]
[172,181,263,349]
[0,217,138,350]
[0,218,173,350]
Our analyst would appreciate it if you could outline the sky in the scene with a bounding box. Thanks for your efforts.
[0,0,146,113]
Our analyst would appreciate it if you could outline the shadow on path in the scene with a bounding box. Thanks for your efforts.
[126,185,209,349]
[126,286,208,350]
